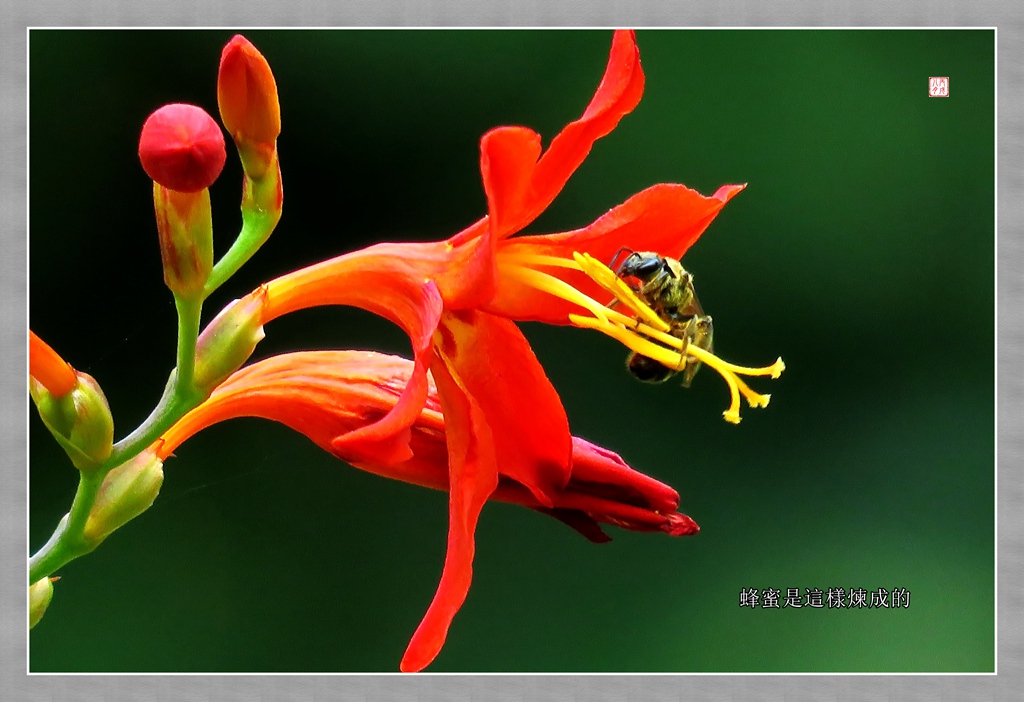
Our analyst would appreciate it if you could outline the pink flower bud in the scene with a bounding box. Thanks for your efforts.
[138,104,226,193]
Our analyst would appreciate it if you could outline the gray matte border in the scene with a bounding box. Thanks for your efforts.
[5,1,1019,701]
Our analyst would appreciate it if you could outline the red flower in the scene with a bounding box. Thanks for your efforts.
[230,30,767,670]
[158,350,698,662]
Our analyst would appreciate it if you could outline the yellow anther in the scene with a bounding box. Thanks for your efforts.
[566,250,785,424]
[573,252,672,333]
[499,248,783,424]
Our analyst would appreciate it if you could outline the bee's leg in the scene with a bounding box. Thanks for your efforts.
[674,317,697,375]
[606,280,645,330]
[609,246,636,274]
[680,315,713,388]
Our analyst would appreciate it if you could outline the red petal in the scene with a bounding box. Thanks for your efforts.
[160,350,454,489]
[479,126,543,237]
[567,437,680,516]
[488,182,745,324]
[534,507,613,543]
[433,309,572,506]
[478,30,644,238]
[263,246,445,466]
[400,353,499,673]
[436,218,499,311]
[329,279,442,467]
[490,435,692,538]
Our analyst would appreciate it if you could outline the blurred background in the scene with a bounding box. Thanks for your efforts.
[28,30,994,672]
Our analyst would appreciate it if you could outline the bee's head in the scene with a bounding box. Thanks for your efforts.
[616,251,666,282]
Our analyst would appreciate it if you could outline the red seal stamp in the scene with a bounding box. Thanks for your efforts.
[929,76,950,97]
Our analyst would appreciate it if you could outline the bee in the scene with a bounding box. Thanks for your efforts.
[611,249,715,387]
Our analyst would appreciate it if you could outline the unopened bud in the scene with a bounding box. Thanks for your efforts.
[139,104,226,193]
[153,183,214,298]
[193,288,267,392]
[83,448,164,546]
[30,577,56,629]
[31,372,114,471]
[218,35,281,180]
[29,331,77,397]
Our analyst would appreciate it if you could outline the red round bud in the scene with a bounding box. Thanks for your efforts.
[138,104,227,192]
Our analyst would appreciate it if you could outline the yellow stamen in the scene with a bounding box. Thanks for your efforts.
[499,252,584,271]
[500,248,783,424]
[570,313,745,424]
[573,252,671,333]
[569,251,784,424]
[501,265,612,325]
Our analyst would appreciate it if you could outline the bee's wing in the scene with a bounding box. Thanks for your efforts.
[675,284,704,319]
[689,291,705,318]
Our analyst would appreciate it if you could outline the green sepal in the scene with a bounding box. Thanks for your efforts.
[154,183,214,298]
[193,288,267,393]
[83,449,164,547]
[30,373,114,472]
[30,577,55,629]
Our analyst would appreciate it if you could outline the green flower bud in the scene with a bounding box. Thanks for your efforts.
[193,288,267,393]
[30,372,114,472]
[83,448,164,547]
[30,577,56,629]
[153,183,214,298]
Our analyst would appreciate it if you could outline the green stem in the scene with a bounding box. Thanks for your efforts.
[174,295,203,390]
[29,292,208,585]
[205,165,281,297]
[205,231,258,296]
[29,471,104,583]
[107,382,200,467]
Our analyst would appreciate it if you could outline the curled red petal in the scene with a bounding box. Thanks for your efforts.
[480,126,543,237]
[138,104,226,192]
[488,182,745,324]
[433,309,572,506]
[566,437,681,516]
[491,436,696,539]
[400,353,499,673]
[263,246,444,466]
[479,29,644,237]
[328,287,439,467]
[158,350,452,489]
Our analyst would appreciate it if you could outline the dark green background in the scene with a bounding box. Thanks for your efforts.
[29,30,994,672]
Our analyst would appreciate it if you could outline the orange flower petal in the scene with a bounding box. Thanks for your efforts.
[434,309,572,506]
[478,30,644,238]
[400,351,498,673]
[159,350,451,489]
[489,182,745,324]
[158,349,697,671]
[262,248,445,466]
[29,330,77,397]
